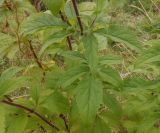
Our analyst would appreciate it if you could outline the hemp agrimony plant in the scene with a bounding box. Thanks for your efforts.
[0,0,160,133]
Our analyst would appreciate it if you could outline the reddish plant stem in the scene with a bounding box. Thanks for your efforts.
[59,11,72,50]
[28,40,44,70]
[59,114,70,132]
[71,0,83,35]
[2,100,60,131]
[27,3,46,81]
[66,37,72,50]
[28,40,45,82]
[4,95,13,102]
[59,11,71,25]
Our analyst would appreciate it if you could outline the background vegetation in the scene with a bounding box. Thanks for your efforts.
[0,0,160,133]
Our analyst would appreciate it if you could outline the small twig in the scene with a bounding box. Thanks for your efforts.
[59,11,71,25]
[28,40,45,82]
[59,11,72,50]
[28,40,44,70]
[71,0,83,35]
[66,37,72,50]
[2,100,60,131]
[59,114,70,132]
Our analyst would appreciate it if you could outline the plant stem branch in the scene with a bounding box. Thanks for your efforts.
[71,0,83,35]
[66,37,72,50]
[59,114,70,132]
[28,40,45,82]
[59,11,72,50]
[2,100,60,131]
[28,40,44,70]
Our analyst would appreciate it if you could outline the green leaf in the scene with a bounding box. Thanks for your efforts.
[135,41,160,68]
[96,24,141,53]
[75,75,103,124]
[0,67,23,82]
[39,31,71,56]
[93,117,111,133]
[60,65,88,88]
[136,116,158,133]
[0,77,26,97]
[99,54,122,65]
[64,1,76,25]
[98,66,122,88]
[7,114,28,133]
[0,106,5,133]
[43,0,64,15]
[103,91,122,117]
[94,33,108,50]
[21,13,67,35]
[42,91,69,114]
[45,67,63,90]
[99,111,121,128]
[82,34,98,69]
[0,33,17,59]
[144,39,160,47]
[78,2,96,16]
[96,0,109,14]
[61,51,86,62]
[0,67,26,97]
[30,82,40,105]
